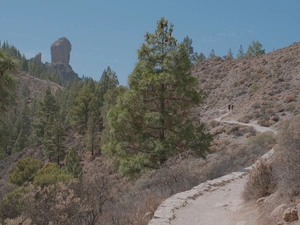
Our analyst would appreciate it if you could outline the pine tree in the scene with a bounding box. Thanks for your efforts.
[182,36,198,64]
[64,148,82,179]
[245,41,265,57]
[197,52,206,62]
[33,86,59,139]
[84,113,99,155]
[70,81,97,131]
[98,66,119,106]
[42,116,66,165]
[102,18,211,177]
[0,50,16,119]
[227,48,234,58]
[208,49,216,59]
[12,129,27,153]
[237,45,244,58]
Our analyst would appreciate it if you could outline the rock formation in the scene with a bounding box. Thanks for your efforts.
[49,37,79,82]
[30,53,42,63]
[51,37,71,64]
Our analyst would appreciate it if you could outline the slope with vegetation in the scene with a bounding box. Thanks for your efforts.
[0,17,300,225]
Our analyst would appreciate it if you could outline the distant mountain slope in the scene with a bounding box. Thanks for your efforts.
[193,42,300,126]
[13,71,63,100]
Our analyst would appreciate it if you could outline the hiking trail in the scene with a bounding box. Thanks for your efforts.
[149,111,277,225]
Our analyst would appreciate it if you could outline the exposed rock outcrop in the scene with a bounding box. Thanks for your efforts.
[51,37,71,64]
[49,37,79,83]
[30,53,42,63]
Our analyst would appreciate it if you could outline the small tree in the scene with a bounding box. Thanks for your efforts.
[84,113,99,155]
[227,48,234,58]
[43,116,66,165]
[182,36,198,64]
[237,45,244,58]
[245,41,265,57]
[208,49,216,59]
[0,50,16,119]
[8,157,42,186]
[64,148,82,179]
[196,52,206,62]
[33,162,73,187]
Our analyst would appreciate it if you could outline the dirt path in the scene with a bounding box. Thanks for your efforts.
[170,174,254,225]
[149,113,276,225]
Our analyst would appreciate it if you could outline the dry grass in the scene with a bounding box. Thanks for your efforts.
[243,159,276,201]
[284,93,296,103]
[274,116,300,199]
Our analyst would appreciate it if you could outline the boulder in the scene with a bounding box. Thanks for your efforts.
[283,207,298,222]
[51,37,71,64]
[271,204,287,218]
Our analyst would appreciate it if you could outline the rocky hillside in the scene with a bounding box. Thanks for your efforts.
[193,42,300,127]
[13,71,63,100]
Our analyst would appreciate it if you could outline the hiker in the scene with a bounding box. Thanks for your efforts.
[228,104,231,111]
[231,104,234,110]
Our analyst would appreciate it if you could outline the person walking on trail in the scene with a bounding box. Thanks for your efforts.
[228,104,231,111]
[231,104,234,110]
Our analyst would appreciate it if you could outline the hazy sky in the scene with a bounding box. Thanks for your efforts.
[2,0,299,85]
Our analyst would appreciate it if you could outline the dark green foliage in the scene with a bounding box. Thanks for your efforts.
[84,113,100,155]
[98,66,119,106]
[0,41,23,60]
[245,41,265,57]
[28,61,61,84]
[70,80,98,131]
[43,115,66,164]
[0,50,16,119]
[102,18,211,178]
[33,86,60,139]
[227,48,234,58]
[33,162,74,187]
[182,36,198,64]
[12,129,27,153]
[208,49,216,59]
[64,148,82,178]
[237,45,244,58]
[0,186,29,221]
[197,52,206,62]
[8,157,42,186]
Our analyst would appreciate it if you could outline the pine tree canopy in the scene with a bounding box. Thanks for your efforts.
[102,18,211,178]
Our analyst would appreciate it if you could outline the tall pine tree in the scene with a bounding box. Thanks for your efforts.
[102,18,211,177]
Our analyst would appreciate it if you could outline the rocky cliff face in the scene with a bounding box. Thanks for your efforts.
[51,37,71,64]
[49,37,79,83]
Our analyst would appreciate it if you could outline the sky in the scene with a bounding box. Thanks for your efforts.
[2,0,300,85]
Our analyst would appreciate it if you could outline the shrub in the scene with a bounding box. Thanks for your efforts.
[243,159,276,201]
[8,157,42,186]
[285,102,295,112]
[247,131,276,150]
[0,186,29,221]
[209,119,219,128]
[33,163,73,187]
[284,93,296,103]
[274,116,300,198]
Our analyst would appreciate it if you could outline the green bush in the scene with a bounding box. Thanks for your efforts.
[247,131,276,149]
[8,157,41,186]
[0,186,29,221]
[33,162,74,187]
